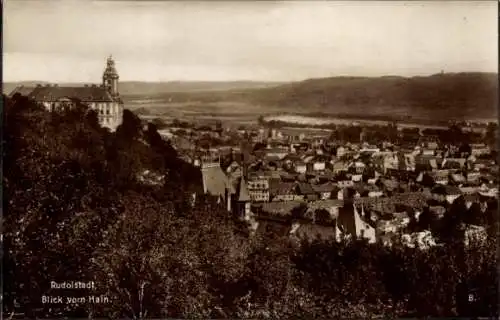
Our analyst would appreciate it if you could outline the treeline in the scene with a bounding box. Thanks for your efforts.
[261,118,495,147]
[2,94,497,319]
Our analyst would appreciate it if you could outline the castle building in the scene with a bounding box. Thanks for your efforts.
[9,56,124,131]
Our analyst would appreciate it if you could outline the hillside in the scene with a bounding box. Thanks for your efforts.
[121,73,498,121]
[244,73,498,120]
[5,73,497,121]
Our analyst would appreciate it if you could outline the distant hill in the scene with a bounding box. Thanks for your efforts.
[129,73,497,121]
[3,81,50,95]
[4,73,497,121]
[243,72,499,120]
[2,80,284,96]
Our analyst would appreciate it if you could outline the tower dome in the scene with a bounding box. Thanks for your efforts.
[102,55,119,96]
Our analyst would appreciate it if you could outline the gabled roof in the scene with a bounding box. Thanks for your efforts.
[270,182,298,196]
[265,148,288,154]
[450,173,466,182]
[382,179,399,190]
[442,158,466,169]
[237,177,251,202]
[429,206,446,215]
[308,199,344,212]
[279,171,298,181]
[225,161,241,173]
[430,170,450,179]
[201,166,233,198]
[311,182,337,193]
[9,85,36,97]
[464,193,481,203]
[431,184,462,196]
[429,159,438,169]
[337,203,374,238]
[303,155,315,163]
[297,182,315,195]
[27,85,116,102]
[282,154,302,162]
[259,201,305,217]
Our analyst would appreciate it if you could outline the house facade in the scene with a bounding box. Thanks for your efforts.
[247,177,270,202]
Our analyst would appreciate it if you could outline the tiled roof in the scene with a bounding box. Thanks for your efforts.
[237,177,251,202]
[283,154,302,162]
[297,182,315,195]
[201,166,233,198]
[333,161,347,170]
[308,199,344,212]
[265,148,288,155]
[442,158,466,169]
[28,85,116,102]
[474,159,495,165]
[431,170,450,179]
[429,206,446,215]
[429,159,438,169]
[382,179,399,190]
[450,173,466,182]
[9,85,36,97]
[259,201,305,217]
[431,184,462,195]
[311,182,337,193]
[265,155,282,162]
[279,171,298,181]
[353,192,429,211]
[270,181,297,196]
[337,204,365,237]
[464,193,481,203]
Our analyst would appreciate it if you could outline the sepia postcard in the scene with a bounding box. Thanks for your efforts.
[2,0,498,318]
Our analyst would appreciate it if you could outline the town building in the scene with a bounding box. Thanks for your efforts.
[247,177,270,202]
[9,56,124,131]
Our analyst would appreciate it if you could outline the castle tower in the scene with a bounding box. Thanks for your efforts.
[103,55,119,97]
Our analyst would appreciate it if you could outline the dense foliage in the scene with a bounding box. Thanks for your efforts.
[3,94,497,319]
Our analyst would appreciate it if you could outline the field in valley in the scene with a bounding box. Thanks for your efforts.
[121,72,497,129]
[124,96,491,130]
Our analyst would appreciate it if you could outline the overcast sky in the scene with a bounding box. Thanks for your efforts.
[3,0,497,82]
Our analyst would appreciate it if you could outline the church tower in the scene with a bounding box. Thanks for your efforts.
[102,55,119,97]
